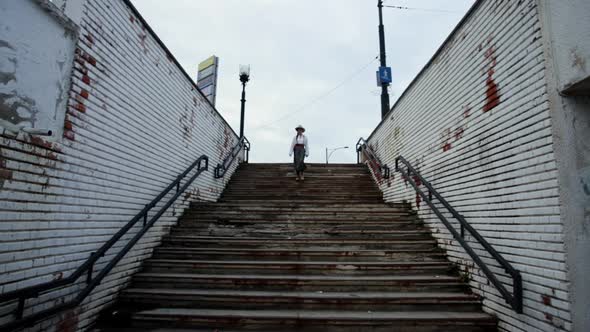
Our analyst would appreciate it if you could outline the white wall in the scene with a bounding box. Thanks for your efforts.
[540,0,590,94]
[0,0,241,330]
[538,1,590,330]
[366,0,572,331]
[0,0,77,140]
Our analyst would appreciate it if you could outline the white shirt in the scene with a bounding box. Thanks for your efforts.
[289,134,309,157]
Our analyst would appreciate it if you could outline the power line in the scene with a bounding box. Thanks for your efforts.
[254,56,379,130]
[383,5,462,14]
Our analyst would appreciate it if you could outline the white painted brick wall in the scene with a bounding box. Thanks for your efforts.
[366,0,571,331]
[0,0,242,330]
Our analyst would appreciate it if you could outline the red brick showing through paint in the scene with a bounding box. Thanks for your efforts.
[0,148,13,187]
[443,143,452,152]
[483,46,500,113]
[74,103,86,113]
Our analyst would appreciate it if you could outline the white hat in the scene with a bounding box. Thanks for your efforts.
[295,125,305,132]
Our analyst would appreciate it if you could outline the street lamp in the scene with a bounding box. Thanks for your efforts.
[239,65,251,138]
[326,146,349,164]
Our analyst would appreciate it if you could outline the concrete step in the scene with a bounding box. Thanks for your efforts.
[178,219,420,227]
[192,202,406,208]
[183,210,415,217]
[142,259,454,276]
[217,199,388,204]
[181,217,415,224]
[151,247,445,262]
[172,226,427,237]
[170,228,434,239]
[219,196,384,201]
[187,208,416,216]
[129,308,497,331]
[130,273,467,292]
[177,222,423,231]
[161,236,438,250]
[120,289,482,311]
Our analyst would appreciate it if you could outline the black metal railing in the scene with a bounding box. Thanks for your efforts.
[0,155,210,332]
[395,156,523,313]
[214,136,250,178]
[356,137,390,179]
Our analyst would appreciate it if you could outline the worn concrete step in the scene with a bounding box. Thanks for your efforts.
[170,228,434,239]
[223,182,377,188]
[224,183,378,188]
[217,199,387,204]
[142,259,454,276]
[181,217,415,224]
[228,175,373,179]
[183,212,414,219]
[234,168,370,173]
[161,236,438,250]
[120,289,482,311]
[131,273,466,292]
[220,196,384,201]
[222,191,382,197]
[151,247,445,262]
[177,222,423,231]
[189,205,409,213]
[130,308,497,331]
[233,175,373,178]
[184,210,414,217]
[172,225,427,237]
[193,202,405,208]
[178,219,420,227]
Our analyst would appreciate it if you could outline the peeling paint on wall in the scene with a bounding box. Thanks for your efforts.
[0,0,76,139]
[0,147,13,190]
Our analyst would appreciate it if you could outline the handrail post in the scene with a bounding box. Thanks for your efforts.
[143,206,149,227]
[86,252,94,284]
[514,273,523,313]
[16,298,25,320]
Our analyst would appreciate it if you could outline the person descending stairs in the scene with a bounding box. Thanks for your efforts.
[96,163,497,332]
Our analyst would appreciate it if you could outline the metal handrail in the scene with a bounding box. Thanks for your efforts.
[214,136,250,178]
[395,156,523,313]
[0,155,210,332]
[356,137,390,179]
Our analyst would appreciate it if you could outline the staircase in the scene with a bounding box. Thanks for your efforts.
[98,163,496,331]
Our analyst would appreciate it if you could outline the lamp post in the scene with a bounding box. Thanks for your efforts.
[325,146,349,164]
[377,0,390,119]
[239,65,251,138]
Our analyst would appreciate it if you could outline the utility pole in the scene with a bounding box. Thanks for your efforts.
[377,0,391,119]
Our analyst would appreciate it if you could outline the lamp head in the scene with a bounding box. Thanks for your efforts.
[239,65,251,83]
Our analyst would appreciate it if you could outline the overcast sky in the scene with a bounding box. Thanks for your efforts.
[131,0,476,163]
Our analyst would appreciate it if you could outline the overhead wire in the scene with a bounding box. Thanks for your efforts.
[254,55,380,130]
[383,4,462,14]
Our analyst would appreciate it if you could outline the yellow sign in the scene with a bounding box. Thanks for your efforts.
[198,56,217,71]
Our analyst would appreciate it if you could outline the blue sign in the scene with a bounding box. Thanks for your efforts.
[378,66,392,84]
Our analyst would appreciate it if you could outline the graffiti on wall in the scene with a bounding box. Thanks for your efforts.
[0,0,77,139]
